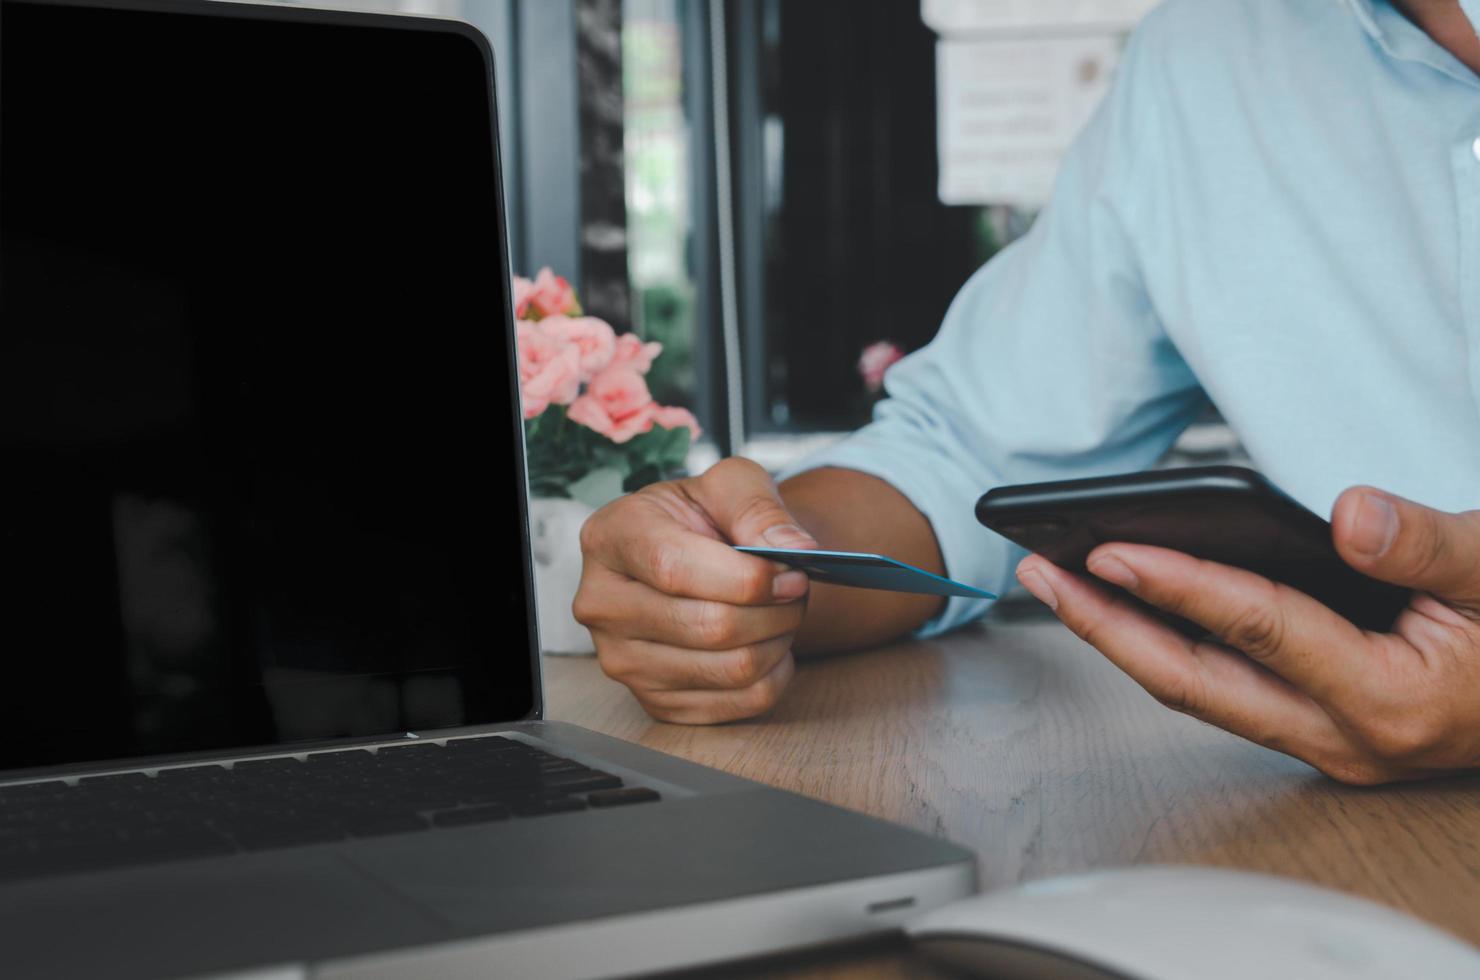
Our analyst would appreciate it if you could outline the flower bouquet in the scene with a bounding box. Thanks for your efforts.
[515,269,700,654]
[515,268,701,510]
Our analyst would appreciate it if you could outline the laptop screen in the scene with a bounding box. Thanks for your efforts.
[0,0,539,772]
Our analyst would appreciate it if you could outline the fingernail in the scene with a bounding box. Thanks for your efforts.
[1088,554,1138,591]
[763,523,817,549]
[773,570,809,599]
[1016,564,1059,611]
[1350,492,1398,557]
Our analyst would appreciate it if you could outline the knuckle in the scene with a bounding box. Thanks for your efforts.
[741,656,792,714]
[632,477,678,500]
[1150,583,1200,622]
[577,511,604,555]
[736,561,774,602]
[1221,601,1285,660]
[706,455,768,487]
[690,601,741,650]
[1151,675,1205,716]
[719,645,764,688]
[1411,515,1450,580]
[647,540,687,594]
[1068,612,1112,652]
[731,492,782,531]
[570,586,604,629]
[1356,711,1441,762]
[729,682,778,719]
[595,649,632,684]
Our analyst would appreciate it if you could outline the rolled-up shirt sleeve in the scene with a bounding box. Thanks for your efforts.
[780,18,1206,637]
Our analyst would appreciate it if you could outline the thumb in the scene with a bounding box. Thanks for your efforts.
[690,457,819,550]
[1332,486,1480,603]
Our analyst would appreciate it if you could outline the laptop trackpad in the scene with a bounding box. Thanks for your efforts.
[346,791,961,934]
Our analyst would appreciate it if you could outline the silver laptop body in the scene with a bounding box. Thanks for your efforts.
[0,1,975,977]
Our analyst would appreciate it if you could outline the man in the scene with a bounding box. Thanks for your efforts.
[574,0,1480,784]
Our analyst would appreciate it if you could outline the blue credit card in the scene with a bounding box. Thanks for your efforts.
[735,547,996,599]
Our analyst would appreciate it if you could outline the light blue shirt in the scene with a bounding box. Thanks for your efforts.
[786,0,1480,637]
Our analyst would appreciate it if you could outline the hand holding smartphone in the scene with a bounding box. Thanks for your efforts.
[975,466,1410,633]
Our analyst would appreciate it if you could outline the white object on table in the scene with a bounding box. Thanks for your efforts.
[529,496,597,656]
[907,864,1480,979]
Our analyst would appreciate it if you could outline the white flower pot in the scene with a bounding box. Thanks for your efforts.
[529,496,598,656]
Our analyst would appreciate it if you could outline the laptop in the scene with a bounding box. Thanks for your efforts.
[0,1,976,976]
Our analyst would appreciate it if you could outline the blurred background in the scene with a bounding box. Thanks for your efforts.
[276,0,1239,472]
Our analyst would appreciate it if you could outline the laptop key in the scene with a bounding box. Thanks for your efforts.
[537,772,623,794]
[586,787,661,808]
[79,772,153,786]
[454,784,534,805]
[376,742,444,755]
[231,757,304,771]
[305,750,376,767]
[431,805,511,827]
[155,766,230,782]
[510,796,587,817]
[444,737,522,753]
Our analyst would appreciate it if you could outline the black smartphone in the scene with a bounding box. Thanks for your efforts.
[975,465,1410,633]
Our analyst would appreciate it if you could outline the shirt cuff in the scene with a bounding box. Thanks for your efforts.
[777,433,1020,638]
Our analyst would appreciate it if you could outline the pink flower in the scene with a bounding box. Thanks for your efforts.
[538,315,616,382]
[521,346,581,419]
[514,320,550,382]
[567,366,657,444]
[516,320,582,418]
[586,365,653,420]
[526,267,579,319]
[570,398,657,444]
[650,405,701,440]
[608,332,663,375]
[858,340,904,394]
[512,275,535,319]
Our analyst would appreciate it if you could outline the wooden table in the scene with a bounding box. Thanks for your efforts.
[544,606,1480,978]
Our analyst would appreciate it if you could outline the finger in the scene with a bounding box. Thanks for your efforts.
[576,574,806,650]
[1332,487,1480,610]
[1016,556,1352,766]
[1082,543,1371,706]
[689,457,820,550]
[625,648,796,724]
[596,632,794,693]
[589,511,809,605]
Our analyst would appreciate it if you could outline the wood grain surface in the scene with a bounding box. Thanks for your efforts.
[544,608,1480,978]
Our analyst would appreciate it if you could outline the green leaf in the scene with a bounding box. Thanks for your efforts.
[590,442,633,478]
[525,407,695,498]
[650,425,691,469]
[526,408,602,495]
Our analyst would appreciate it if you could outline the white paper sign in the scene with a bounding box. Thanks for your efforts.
[936,34,1124,207]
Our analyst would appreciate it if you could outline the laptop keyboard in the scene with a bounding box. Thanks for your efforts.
[0,735,661,880]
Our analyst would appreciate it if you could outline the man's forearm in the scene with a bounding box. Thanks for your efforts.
[779,467,946,653]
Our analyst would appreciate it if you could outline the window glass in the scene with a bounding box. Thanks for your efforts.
[622,0,699,413]
[740,0,1018,436]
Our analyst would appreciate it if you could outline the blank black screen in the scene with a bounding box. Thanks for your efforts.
[0,0,538,771]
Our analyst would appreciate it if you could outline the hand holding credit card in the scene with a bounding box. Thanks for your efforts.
[735,547,996,599]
